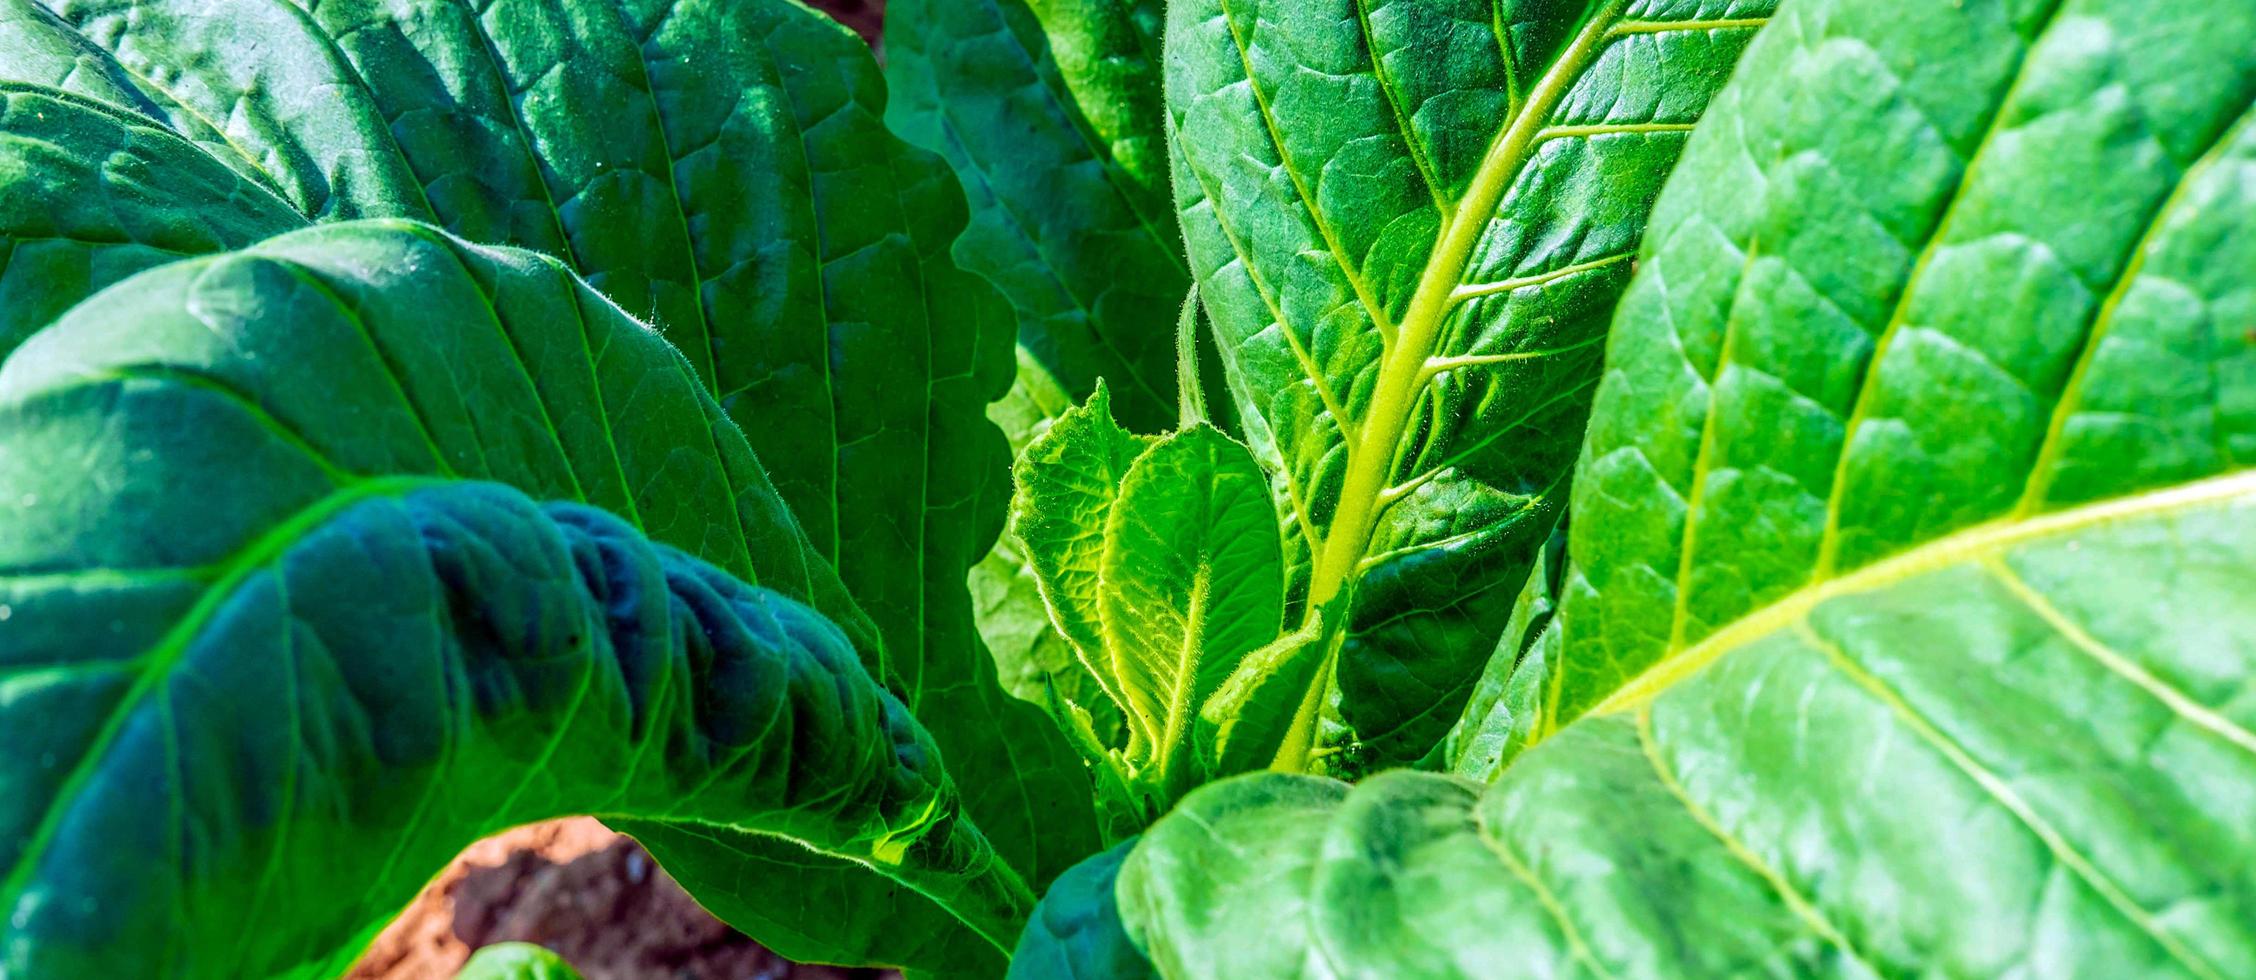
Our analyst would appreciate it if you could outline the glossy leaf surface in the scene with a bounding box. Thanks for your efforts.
[1125,476,2256,978]
[1168,0,1779,775]
[1548,0,2256,728]
[1057,1,2256,975]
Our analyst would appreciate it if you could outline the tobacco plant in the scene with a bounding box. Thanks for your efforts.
[0,0,2250,977]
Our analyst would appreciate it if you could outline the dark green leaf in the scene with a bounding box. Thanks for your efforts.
[1436,525,1565,781]
[0,222,1026,977]
[884,0,1184,431]
[1006,840,1157,980]
[0,80,302,354]
[0,0,1099,967]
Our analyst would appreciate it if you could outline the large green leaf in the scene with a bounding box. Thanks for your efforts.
[0,222,1027,977]
[0,0,1098,969]
[1043,0,2256,974]
[1545,0,2256,729]
[1123,475,2256,977]
[1167,0,1779,776]
[884,0,1183,432]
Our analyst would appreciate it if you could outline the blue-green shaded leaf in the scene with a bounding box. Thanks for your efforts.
[0,222,1026,978]
[1006,840,1156,980]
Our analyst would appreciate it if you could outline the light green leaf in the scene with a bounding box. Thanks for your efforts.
[1547,0,2256,730]
[1036,2,2256,975]
[0,0,1100,968]
[1097,425,1285,799]
[0,222,1026,978]
[1167,0,1780,776]
[1122,476,2256,978]
[1013,383,1157,708]
[884,0,1185,432]
[456,943,585,980]
[1014,387,1292,814]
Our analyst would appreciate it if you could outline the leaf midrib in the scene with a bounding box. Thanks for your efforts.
[1274,2,1631,763]
[1304,0,1626,611]
[1590,467,2256,717]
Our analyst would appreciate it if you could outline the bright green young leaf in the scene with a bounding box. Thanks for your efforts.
[1013,386,1292,817]
[1168,0,1780,776]
[0,0,1100,970]
[0,222,1026,977]
[884,0,1184,432]
[456,943,585,980]
[1013,384,1158,702]
[1097,425,1285,800]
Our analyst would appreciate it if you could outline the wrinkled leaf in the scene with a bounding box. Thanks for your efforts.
[1097,425,1285,800]
[1012,384,1158,689]
[1040,1,2256,975]
[0,0,1097,968]
[1124,477,2256,977]
[0,222,1026,977]
[1548,0,2256,729]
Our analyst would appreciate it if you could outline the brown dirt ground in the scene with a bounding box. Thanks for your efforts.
[349,5,901,976]
[346,819,896,980]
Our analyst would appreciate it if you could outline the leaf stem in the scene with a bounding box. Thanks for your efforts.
[1275,0,1632,770]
